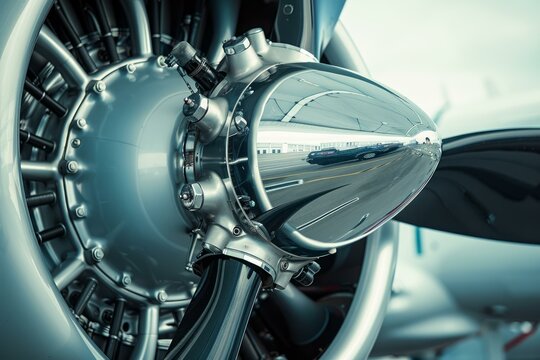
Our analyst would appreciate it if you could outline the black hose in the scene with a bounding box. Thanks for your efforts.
[51,1,97,73]
[24,79,67,118]
[166,257,262,360]
[188,0,204,47]
[94,0,119,63]
[26,191,56,208]
[149,0,161,54]
[105,298,126,358]
[35,224,66,244]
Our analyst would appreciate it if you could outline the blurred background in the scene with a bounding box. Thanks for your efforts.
[341,0,540,117]
[341,2,540,359]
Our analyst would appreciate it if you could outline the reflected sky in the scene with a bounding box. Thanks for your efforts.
[341,1,540,116]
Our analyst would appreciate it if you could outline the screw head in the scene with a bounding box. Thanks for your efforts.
[157,55,167,67]
[75,206,87,218]
[126,63,136,73]
[156,290,168,303]
[121,273,132,287]
[71,138,81,148]
[280,260,289,271]
[91,247,104,262]
[93,81,106,93]
[75,118,87,129]
[66,160,79,174]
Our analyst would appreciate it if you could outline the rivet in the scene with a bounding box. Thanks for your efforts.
[156,290,168,303]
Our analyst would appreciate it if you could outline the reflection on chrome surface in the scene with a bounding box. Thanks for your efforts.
[226,63,441,255]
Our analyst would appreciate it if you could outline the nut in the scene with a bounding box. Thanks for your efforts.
[66,160,79,174]
[93,80,106,93]
[75,206,87,218]
[126,63,136,73]
[91,247,104,262]
[223,36,251,55]
[180,183,204,211]
[232,226,242,236]
[75,118,87,129]
[234,114,248,131]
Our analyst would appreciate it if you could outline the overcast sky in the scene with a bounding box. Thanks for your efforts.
[340,0,540,116]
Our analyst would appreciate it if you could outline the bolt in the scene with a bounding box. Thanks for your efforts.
[91,247,104,262]
[184,97,195,107]
[93,80,106,93]
[232,226,242,236]
[156,290,168,303]
[75,206,87,218]
[157,55,167,67]
[126,63,136,73]
[75,118,87,129]
[248,200,256,208]
[283,4,294,15]
[121,273,132,287]
[280,260,289,271]
[180,191,191,201]
[71,138,81,148]
[328,248,337,255]
[66,160,79,174]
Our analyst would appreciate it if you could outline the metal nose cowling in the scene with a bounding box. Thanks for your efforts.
[225,63,441,256]
[169,28,441,287]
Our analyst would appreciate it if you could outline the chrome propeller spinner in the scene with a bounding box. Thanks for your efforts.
[167,28,441,289]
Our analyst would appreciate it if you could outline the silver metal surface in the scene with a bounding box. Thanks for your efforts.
[321,221,399,360]
[0,0,105,358]
[63,58,198,302]
[131,306,159,360]
[207,0,241,65]
[0,2,431,356]
[120,0,153,56]
[36,26,90,88]
[225,62,441,254]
